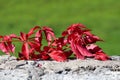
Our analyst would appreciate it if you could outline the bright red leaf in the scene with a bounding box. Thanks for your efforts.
[28,42,41,52]
[35,30,42,43]
[21,42,29,59]
[28,26,40,36]
[43,26,56,46]
[94,52,110,61]
[0,35,16,54]
[49,50,67,62]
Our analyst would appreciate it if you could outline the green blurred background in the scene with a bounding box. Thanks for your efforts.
[0,0,120,56]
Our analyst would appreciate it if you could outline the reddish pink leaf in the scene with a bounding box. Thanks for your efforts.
[19,32,27,41]
[76,45,93,57]
[28,42,41,52]
[0,35,15,54]
[94,52,110,61]
[28,26,40,37]
[62,31,68,36]
[39,46,52,60]
[49,50,67,62]
[75,36,93,57]
[86,44,103,53]
[0,43,9,54]
[22,42,29,59]
[66,24,86,35]
[84,35,101,44]
[86,45,110,61]
[52,37,68,49]
[43,26,56,46]
[39,51,50,60]
[9,34,18,38]
[35,30,42,43]
[29,48,39,60]
[70,39,93,59]
[7,42,15,53]
[0,42,15,54]
[18,48,37,60]
[70,40,84,59]
[83,31,102,44]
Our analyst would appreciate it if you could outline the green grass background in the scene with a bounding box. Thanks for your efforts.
[0,0,120,56]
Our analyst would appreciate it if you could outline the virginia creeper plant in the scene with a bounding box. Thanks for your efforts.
[0,23,110,61]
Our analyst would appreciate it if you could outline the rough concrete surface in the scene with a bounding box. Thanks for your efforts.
[0,55,120,80]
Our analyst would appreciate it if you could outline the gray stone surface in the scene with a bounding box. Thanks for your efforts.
[0,55,120,80]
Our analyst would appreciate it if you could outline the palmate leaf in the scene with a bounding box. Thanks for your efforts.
[0,42,15,54]
[62,23,110,60]
[0,35,16,54]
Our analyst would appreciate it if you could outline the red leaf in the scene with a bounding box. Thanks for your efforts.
[22,42,29,59]
[28,42,41,52]
[65,24,86,35]
[28,26,40,37]
[83,31,102,44]
[7,42,15,53]
[76,45,93,57]
[0,43,10,54]
[43,26,56,46]
[86,44,103,53]
[94,52,110,61]
[35,30,42,43]
[86,44,110,61]
[70,40,84,59]
[18,48,38,60]
[0,35,15,54]
[49,50,67,62]
[52,37,68,49]
[75,36,93,57]
[68,33,93,59]
[64,50,73,58]
[62,31,68,36]
[39,51,50,60]
[0,43,15,54]
[19,32,28,41]
[9,34,18,38]
[29,48,39,60]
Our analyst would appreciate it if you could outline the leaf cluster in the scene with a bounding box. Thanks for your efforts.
[0,23,110,61]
